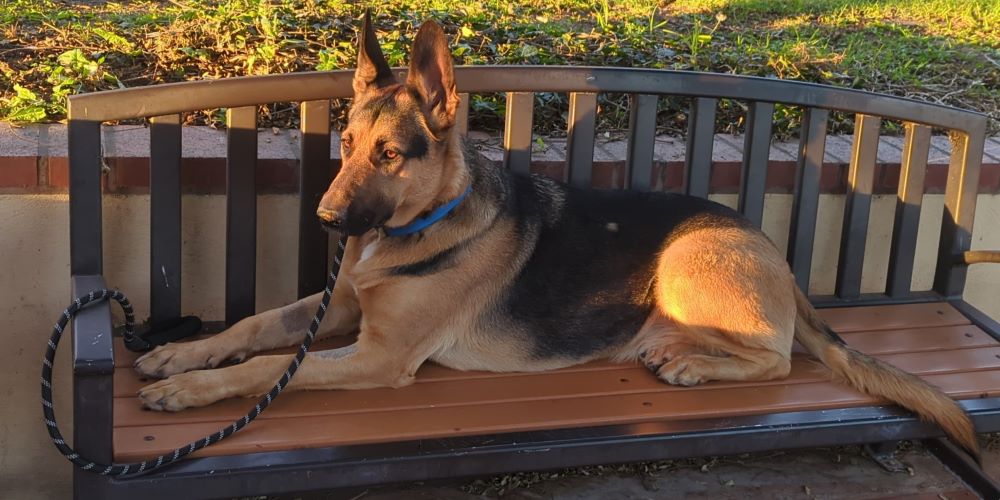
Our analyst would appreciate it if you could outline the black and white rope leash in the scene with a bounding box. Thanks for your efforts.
[42,236,348,477]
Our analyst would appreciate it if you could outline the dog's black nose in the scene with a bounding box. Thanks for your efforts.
[317,207,343,230]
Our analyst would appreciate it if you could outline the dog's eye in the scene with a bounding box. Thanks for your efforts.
[342,138,352,151]
[383,149,398,160]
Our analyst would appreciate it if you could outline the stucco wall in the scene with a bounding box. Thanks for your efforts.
[1,193,998,498]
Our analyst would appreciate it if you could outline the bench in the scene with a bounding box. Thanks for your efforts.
[67,66,1000,499]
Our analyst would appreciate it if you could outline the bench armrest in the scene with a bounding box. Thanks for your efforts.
[964,251,1000,265]
[71,275,116,376]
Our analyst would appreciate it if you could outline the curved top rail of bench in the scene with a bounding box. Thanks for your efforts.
[67,66,988,134]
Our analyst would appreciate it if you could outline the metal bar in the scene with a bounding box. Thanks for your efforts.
[225,106,258,326]
[934,129,986,298]
[924,437,1000,499]
[67,68,987,134]
[810,290,942,309]
[835,114,882,299]
[503,92,534,175]
[885,123,931,298]
[68,120,103,276]
[455,93,469,136]
[149,114,182,322]
[297,100,331,299]
[787,108,828,292]
[626,94,657,192]
[565,92,597,189]
[71,275,116,375]
[683,97,716,198]
[99,398,1000,498]
[71,275,115,499]
[738,101,775,227]
[74,374,115,499]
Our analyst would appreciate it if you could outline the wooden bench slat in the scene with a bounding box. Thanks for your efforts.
[738,101,775,227]
[225,106,258,325]
[149,114,183,322]
[830,325,994,353]
[835,114,882,298]
[819,301,969,332]
[503,92,533,175]
[683,97,716,198]
[625,93,657,192]
[787,108,828,291]
[113,344,1000,424]
[113,368,1000,461]
[565,92,597,188]
[297,100,332,299]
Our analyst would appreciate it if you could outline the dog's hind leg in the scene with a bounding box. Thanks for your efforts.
[623,227,797,387]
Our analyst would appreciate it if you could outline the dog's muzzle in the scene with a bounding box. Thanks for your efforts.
[317,206,389,236]
[317,207,344,231]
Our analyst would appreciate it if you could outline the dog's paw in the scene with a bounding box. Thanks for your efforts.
[138,371,222,411]
[656,355,710,387]
[134,341,242,379]
[639,343,698,373]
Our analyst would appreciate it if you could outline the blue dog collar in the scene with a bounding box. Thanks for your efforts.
[383,185,473,237]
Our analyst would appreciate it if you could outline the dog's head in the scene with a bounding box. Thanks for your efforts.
[317,12,463,236]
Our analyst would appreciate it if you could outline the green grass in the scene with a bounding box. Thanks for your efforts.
[1,0,998,136]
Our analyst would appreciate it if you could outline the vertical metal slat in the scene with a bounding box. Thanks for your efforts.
[68,120,104,276]
[298,100,331,299]
[885,123,930,297]
[455,93,470,137]
[684,97,716,198]
[626,94,657,192]
[225,106,258,326]
[149,114,183,322]
[738,101,775,227]
[503,92,534,176]
[787,108,828,292]
[934,128,986,297]
[835,114,881,299]
[565,92,597,189]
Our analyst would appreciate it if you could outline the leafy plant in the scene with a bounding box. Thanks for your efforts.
[2,85,48,123]
[0,0,997,135]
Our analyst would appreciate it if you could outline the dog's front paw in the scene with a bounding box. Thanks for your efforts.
[138,371,225,411]
[134,341,242,379]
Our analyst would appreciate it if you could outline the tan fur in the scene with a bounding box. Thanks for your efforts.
[611,228,794,385]
[134,16,977,460]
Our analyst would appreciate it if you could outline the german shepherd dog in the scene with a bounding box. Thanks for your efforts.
[135,14,979,458]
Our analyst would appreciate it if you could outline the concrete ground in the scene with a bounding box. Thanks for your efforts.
[277,438,1000,500]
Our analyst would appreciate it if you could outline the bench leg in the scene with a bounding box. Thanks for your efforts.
[925,437,1000,499]
[73,372,115,499]
[863,441,906,473]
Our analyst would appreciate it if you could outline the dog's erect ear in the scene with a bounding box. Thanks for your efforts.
[353,10,395,95]
[406,20,459,133]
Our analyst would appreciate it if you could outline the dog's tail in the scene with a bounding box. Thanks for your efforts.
[792,287,979,462]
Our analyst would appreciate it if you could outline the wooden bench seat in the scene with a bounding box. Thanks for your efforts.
[111,302,1000,462]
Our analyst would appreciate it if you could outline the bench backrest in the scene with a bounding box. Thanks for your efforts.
[67,67,988,325]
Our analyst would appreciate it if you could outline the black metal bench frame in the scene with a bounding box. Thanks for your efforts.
[67,67,1000,499]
